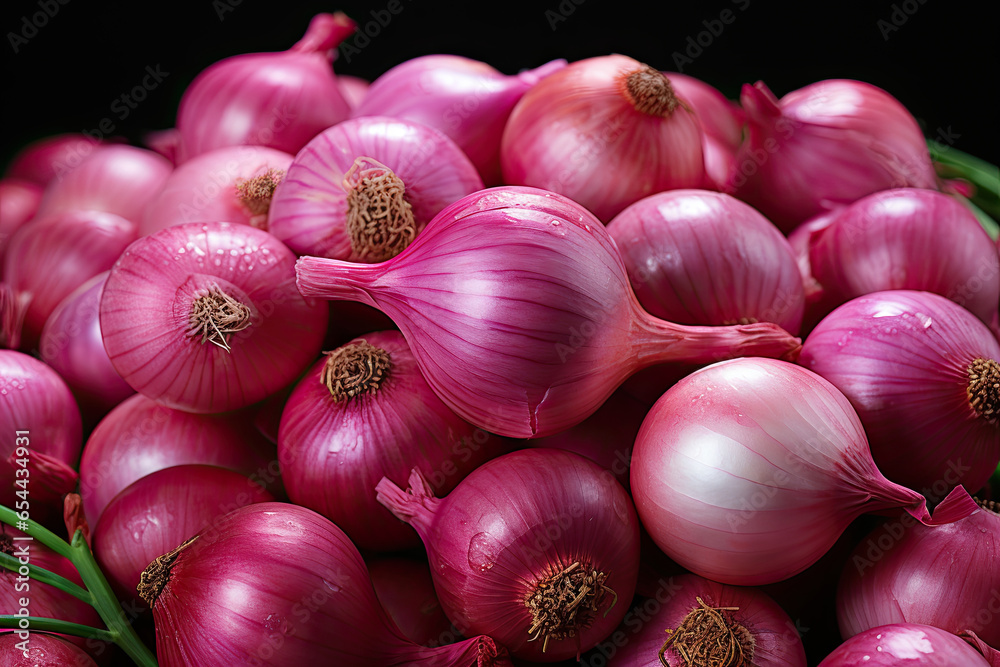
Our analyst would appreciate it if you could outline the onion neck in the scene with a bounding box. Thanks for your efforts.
[976,497,999,515]
[659,597,755,667]
[321,340,391,401]
[187,284,252,353]
[967,358,999,425]
[295,256,383,307]
[524,561,618,654]
[137,536,197,607]
[624,66,680,117]
[236,168,284,230]
[343,156,417,262]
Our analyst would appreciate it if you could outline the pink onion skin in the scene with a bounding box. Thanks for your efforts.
[175,13,354,163]
[296,186,802,439]
[366,556,454,647]
[337,74,369,110]
[799,290,1000,494]
[354,55,566,186]
[606,189,805,333]
[148,502,510,667]
[805,188,1000,329]
[39,272,134,419]
[0,632,99,666]
[100,221,327,413]
[376,449,641,662]
[726,80,938,233]
[5,134,107,186]
[605,574,806,667]
[0,351,81,526]
[0,179,42,269]
[501,55,705,222]
[140,145,294,236]
[836,487,999,646]
[78,393,280,529]
[630,356,934,586]
[93,464,274,607]
[818,624,992,667]
[34,145,172,223]
[2,210,137,351]
[278,330,505,552]
[267,115,483,260]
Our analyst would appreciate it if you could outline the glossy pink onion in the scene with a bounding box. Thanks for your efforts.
[631,356,935,585]
[377,448,641,662]
[0,632,99,666]
[296,186,802,438]
[818,624,993,667]
[726,80,938,233]
[100,221,327,413]
[501,55,705,222]
[268,115,483,261]
[0,179,42,270]
[140,145,294,236]
[4,134,107,186]
[175,13,355,162]
[354,55,566,185]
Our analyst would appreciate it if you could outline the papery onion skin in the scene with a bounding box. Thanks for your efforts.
[5,134,106,186]
[799,290,1000,494]
[93,464,274,607]
[0,632,99,666]
[175,13,354,162]
[296,186,802,439]
[140,145,294,236]
[606,189,804,333]
[805,188,1000,329]
[267,115,483,261]
[354,55,566,186]
[278,330,504,551]
[366,556,454,647]
[0,179,42,270]
[145,502,510,667]
[79,393,280,528]
[727,80,938,233]
[34,145,172,223]
[377,448,641,662]
[817,623,992,667]
[836,487,1000,646]
[604,574,806,666]
[0,351,81,526]
[630,356,933,586]
[501,55,705,222]
[100,221,327,413]
[39,272,134,419]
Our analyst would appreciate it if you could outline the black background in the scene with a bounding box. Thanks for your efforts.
[2,0,998,173]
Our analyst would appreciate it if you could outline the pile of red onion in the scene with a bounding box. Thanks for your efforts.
[2,11,998,667]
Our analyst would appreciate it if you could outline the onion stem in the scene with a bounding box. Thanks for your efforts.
[0,505,159,667]
[0,552,93,604]
[929,141,1000,231]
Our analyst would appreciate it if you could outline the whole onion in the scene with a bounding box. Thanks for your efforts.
[0,632,98,666]
[100,221,327,413]
[817,624,994,666]
[377,448,641,662]
[501,55,706,222]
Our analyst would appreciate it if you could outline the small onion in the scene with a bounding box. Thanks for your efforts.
[100,221,327,413]
[630,357,935,585]
[0,632,99,667]
[817,624,993,667]
[377,448,641,662]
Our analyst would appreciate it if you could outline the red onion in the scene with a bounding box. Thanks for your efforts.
[79,393,280,528]
[39,272,134,418]
[666,73,744,190]
[376,448,641,662]
[799,290,1000,494]
[141,502,510,666]
[278,330,504,552]
[100,221,327,413]
[601,574,806,666]
[804,188,1000,329]
[93,464,274,606]
[4,134,106,186]
[726,80,938,233]
[818,624,993,666]
[337,74,369,110]
[630,356,935,586]
[0,179,42,270]
[367,556,454,647]
[0,351,81,526]
[606,189,805,333]
[501,55,705,222]
[296,186,802,438]
[0,632,99,666]
[34,145,172,223]
[175,13,355,162]
[268,116,483,261]
[140,145,294,236]
[2,210,136,351]
[837,488,999,645]
[354,55,566,185]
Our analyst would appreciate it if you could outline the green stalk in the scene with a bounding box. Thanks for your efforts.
[0,552,92,603]
[929,141,1000,225]
[0,615,115,642]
